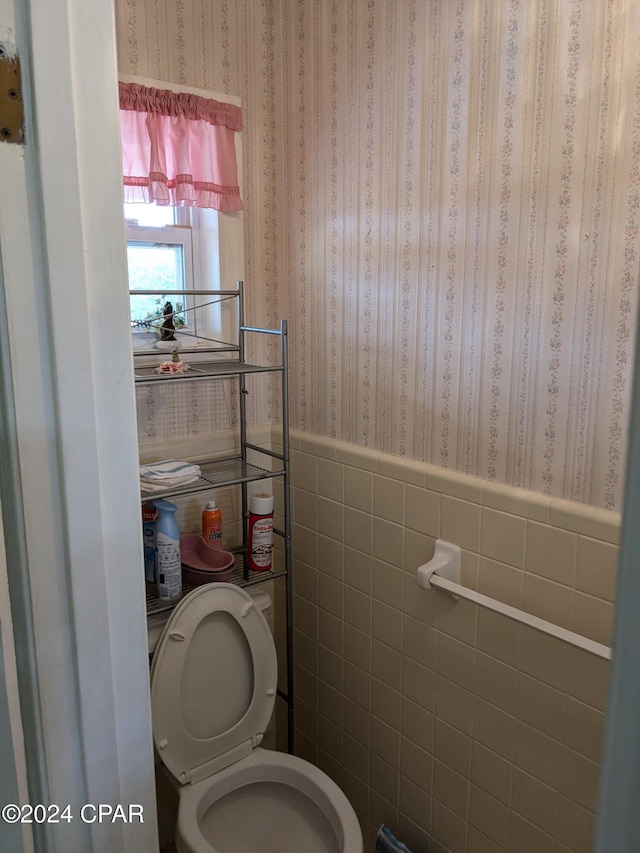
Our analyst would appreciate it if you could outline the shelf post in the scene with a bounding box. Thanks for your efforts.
[280,319,294,752]
[236,281,249,582]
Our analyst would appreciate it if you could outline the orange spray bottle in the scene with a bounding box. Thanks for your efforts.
[202,500,223,547]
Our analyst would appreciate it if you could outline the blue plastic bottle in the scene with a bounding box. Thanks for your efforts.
[154,499,182,601]
[142,503,157,584]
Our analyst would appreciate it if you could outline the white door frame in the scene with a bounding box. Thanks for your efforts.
[0,0,157,850]
[2,1,640,851]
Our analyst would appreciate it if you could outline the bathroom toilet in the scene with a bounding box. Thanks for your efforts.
[150,582,363,853]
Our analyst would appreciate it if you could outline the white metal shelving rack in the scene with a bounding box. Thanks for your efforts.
[132,281,293,750]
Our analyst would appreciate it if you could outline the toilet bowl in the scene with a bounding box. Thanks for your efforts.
[150,582,363,853]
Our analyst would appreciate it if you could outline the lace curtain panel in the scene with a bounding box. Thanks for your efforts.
[119,82,243,211]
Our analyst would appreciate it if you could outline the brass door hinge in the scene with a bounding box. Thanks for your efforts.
[0,44,23,144]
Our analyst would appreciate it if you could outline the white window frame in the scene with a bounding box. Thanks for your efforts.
[126,212,197,349]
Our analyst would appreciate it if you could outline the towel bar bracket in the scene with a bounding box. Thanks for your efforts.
[416,539,461,589]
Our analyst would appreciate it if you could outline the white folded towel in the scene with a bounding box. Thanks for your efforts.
[139,460,202,481]
[140,474,201,494]
[139,459,202,493]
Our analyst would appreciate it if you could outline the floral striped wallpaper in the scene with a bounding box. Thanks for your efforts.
[115,0,640,511]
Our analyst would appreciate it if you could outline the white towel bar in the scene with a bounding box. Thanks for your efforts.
[416,540,612,661]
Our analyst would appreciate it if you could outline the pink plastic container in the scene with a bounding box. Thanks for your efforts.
[179,534,235,585]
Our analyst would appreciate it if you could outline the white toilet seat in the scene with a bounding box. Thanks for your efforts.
[150,583,277,783]
[175,749,362,853]
[151,583,363,853]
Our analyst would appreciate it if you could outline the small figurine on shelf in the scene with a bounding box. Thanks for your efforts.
[159,301,177,341]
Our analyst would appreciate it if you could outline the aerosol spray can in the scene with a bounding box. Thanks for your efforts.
[202,500,223,547]
[154,499,181,601]
[247,493,274,571]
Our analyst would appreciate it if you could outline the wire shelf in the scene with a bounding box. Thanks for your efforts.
[146,552,286,617]
[135,283,294,751]
[140,457,284,501]
[134,359,283,384]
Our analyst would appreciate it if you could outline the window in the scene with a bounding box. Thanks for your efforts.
[120,78,246,357]
[126,202,195,342]
[125,203,245,357]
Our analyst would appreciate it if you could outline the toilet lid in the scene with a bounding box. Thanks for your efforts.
[150,583,277,784]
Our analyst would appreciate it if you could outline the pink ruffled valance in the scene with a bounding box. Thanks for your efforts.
[119,82,243,211]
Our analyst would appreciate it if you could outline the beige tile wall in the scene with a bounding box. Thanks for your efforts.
[280,428,619,852]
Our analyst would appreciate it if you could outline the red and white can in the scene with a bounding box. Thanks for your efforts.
[247,493,274,571]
